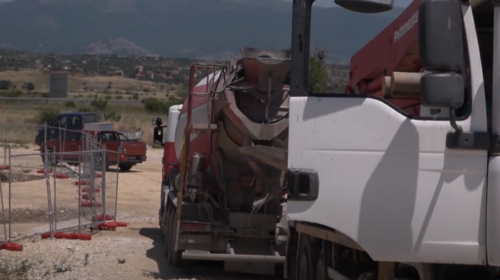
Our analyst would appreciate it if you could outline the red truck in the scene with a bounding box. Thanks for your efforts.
[40,124,147,172]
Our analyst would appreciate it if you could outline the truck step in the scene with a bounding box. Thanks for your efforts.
[191,124,217,134]
[181,251,285,263]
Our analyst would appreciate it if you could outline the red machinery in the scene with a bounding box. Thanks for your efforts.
[152,48,290,275]
[345,0,423,115]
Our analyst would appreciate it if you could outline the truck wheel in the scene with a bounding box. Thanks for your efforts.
[41,148,58,166]
[95,154,109,171]
[315,248,326,280]
[166,206,173,264]
[297,242,314,280]
[119,164,133,172]
[162,207,170,258]
[169,206,186,268]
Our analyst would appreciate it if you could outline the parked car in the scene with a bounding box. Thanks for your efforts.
[40,124,147,172]
[34,112,99,146]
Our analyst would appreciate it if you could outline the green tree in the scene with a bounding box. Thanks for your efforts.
[308,48,328,93]
[0,80,12,90]
[26,82,35,92]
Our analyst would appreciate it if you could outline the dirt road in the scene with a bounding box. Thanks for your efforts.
[0,147,284,280]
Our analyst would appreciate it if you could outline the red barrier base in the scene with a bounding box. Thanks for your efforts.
[81,201,102,208]
[41,232,91,241]
[97,222,117,230]
[92,214,115,222]
[81,187,101,193]
[0,165,9,170]
[0,242,23,251]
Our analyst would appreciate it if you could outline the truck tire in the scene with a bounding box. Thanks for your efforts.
[95,154,109,171]
[119,164,133,172]
[168,205,186,268]
[166,206,173,264]
[297,242,314,280]
[315,248,326,280]
[41,148,58,167]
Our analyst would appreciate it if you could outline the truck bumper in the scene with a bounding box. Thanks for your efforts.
[119,155,147,164]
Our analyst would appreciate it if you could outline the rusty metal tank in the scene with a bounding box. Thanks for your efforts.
[172,47,290,211]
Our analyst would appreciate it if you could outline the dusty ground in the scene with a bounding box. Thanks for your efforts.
[0,147,283,280]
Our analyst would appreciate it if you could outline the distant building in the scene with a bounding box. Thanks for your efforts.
[49,72,68,98]
[135,73,146,80]
[145,71,155,80]
[134,65,144,73]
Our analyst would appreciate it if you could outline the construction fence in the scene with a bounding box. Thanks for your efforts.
[0,122,126,252]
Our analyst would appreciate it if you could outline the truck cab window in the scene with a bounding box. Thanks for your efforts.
[308,0,471,119]
[69,116,83,130]
[51,116,67,127]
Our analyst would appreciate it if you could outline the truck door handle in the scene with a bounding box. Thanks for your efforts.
[71,143,76,145]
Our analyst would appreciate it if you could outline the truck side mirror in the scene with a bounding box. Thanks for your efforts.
[419,0,463,73]
[418,0,464,122]
[152,117,163,127]
[154,126,164,147]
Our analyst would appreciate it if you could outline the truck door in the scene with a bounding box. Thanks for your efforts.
[287,3,488,266]
[63,129,83,163]
[48,114,67,142]
[98,132,120,164]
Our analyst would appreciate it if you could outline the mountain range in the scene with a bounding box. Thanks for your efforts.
[0,0,404,62]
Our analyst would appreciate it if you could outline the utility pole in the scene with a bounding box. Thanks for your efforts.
[96,55,99,93]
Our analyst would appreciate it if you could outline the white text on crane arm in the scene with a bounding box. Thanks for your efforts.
[394,11,419,43]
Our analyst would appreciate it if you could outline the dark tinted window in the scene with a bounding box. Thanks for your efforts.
[83,114,98,123]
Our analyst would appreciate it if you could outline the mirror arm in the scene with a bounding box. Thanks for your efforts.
[449,106,462,132]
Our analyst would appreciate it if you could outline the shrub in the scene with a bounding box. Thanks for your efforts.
[78,107,92,112]
[26,82,35,91]
[132,93,139,100]
[0,90,22,97]
[0,80,12,90]
[143,88,150,93]
[143,98,168,113]
[34,108,60,125]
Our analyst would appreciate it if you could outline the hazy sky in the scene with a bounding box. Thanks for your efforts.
[0,0,412,6]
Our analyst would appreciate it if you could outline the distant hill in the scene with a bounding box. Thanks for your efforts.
[0,0,404,62]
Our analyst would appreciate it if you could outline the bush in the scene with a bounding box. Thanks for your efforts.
[32,108,60,125]
[90,99,108,111]
[26,82,35,91]
[143,98,168,113]
[132,93,139,100]
[78,107,92,112]
[65,101,76,108]
[143,88,150,93]
[0,80,12,90]
[0,90,23,97]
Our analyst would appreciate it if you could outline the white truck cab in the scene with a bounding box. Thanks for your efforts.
[285,0,500,279]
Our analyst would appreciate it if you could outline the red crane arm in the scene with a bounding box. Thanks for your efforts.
[345,0,422,114]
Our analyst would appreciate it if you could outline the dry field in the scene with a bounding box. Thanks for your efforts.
[0,147,281,280]
[0,99,162,147]
[0,70,184,100]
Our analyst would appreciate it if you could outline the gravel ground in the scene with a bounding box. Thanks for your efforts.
[0,148,284,280]
[0,222,283,280]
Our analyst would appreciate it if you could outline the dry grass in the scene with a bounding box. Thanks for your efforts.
[0,69,184,100]
[0,100,159,146]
